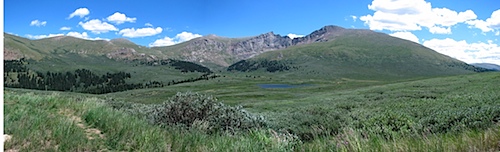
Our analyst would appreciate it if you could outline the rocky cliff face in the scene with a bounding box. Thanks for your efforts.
[182,37,231,66]
[167,25,350,67]
[229,32,292,59]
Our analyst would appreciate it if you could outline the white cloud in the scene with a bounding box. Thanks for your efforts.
[350,15,357,21]
[26,32,108,41]
[389,31,419,43]
[66,31,89,39]
[149,32,202,47]
[149,37,176,47]
[30,20,47,26]
[360,0,477,34]
[78,19,118,34]
[26,33,63,39]
[60,26,71,30]
[66,31,108,40]
[429,26,451,34]
[6,32,19,36]
[423,38,500,65]
[145,23,153,27]
[119,27,163,38]
[286,33,305,39]
[68,8,90,19]
[106,12,136,24]
[176,32,203,42]
[466,9,500,33]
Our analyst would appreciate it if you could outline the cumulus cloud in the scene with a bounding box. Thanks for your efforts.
[26,33,63,39]
[119,27,163,38]
[78,19,118,34]
[389,31,419,43]
[466,9,500,33]
[107,12,136,24]
[60,26,71,30]
[149,37,176,47]
[68,8,90,19]
[30,20,47,26]
[145,23,153,27]
[423,38,500,65]
[66,31,89,39]
[360,0,477,34]
[149,32,202,47]
[286,33,305,39]
[66,31,109,40]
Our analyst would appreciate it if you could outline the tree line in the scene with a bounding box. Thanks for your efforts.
[227,59,294,72]
[4,60,219,94]
[134,59,212,73]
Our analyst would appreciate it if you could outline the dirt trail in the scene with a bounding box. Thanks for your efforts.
[59,109,105,140]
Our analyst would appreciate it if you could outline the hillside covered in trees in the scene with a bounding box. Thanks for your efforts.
[4,59,219,94]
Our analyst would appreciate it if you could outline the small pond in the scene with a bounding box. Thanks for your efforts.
[257,84,312,89]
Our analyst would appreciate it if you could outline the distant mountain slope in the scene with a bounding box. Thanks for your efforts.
[471,63,500,71]
[154,25,370,68]
[228,29,487,80]
[3,33,159,61]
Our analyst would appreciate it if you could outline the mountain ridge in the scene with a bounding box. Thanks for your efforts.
[227,29,487,79]
[3,25,492,74]
[154,25,375,67]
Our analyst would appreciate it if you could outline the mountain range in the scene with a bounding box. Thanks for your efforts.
[3,25,491,80]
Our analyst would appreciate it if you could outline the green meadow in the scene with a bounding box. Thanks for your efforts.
[5,72,500,151]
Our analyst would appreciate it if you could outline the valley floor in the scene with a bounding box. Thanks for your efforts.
[4,72,500,151]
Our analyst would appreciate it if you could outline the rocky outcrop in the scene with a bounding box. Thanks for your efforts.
[182,37,231,66]
[229,32,292,59]
[3,48,24,60]
[106,48,157,61]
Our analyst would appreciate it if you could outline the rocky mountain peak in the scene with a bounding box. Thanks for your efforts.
[292,25,348,45]
[320,25,345,32]
[156,25,365,67]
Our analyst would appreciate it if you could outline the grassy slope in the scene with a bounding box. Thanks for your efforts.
[244,31,478,80]
[4,33,159,60]
[24,54,205,84]
[4,33,47,60]
[4,72,500,151]
[4,34,209,85]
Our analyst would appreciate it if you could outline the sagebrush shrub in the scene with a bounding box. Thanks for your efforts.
[150,92,266,133]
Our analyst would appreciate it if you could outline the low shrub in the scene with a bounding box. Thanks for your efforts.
[150,92,267,133]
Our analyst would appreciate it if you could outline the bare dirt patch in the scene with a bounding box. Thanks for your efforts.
[59,109,105,140]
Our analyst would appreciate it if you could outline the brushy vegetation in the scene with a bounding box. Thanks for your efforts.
[109,92,267,133]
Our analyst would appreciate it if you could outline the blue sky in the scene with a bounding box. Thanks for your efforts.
[4,0,500,65]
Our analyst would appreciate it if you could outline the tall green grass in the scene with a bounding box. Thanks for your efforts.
[3,92,298,151]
